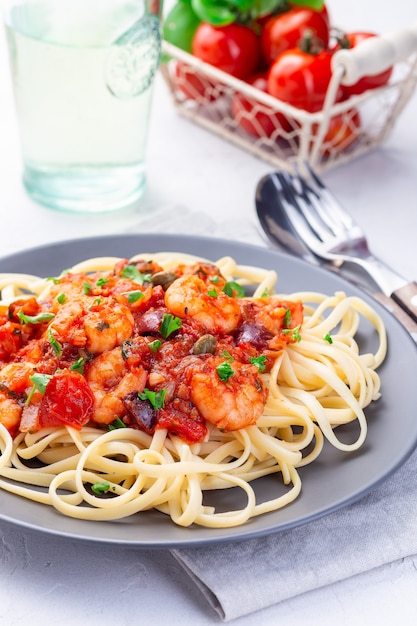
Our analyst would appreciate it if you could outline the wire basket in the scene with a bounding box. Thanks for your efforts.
[160,24,417,172]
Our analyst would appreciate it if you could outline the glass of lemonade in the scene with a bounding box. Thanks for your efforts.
[3,0,162,212]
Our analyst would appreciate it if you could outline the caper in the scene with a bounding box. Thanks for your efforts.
[151,271,178,290]
[192,334,217,355]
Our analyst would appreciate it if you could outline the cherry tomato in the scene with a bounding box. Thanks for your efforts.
[335,32,393,96]
[38,369,95,430]
[261,6,330,65]
[313,108,361,155]
[163,0,201,53]
[174,60,219,102]
[267,48,343,112]
[192,23,261,80]
[231,73,292,138]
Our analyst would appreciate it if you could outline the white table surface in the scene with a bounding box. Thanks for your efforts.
[1,1,417,624]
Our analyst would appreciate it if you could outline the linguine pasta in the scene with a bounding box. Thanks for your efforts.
[0,252,386,528]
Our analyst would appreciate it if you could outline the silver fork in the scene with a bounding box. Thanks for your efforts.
[273,164,417,325]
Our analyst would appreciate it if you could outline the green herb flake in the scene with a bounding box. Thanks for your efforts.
[250,355,267,372]
[126,290,144,304]
[222,281,245,298]
[221,350,234,362]
[324,333,333,344]
[83,282,93,294]
[207,289,218,297]
[70,358,85,374]
[282,324,302,343]
[283,308,291,328]
[91,481,111,495]
[96,276,109,287]
[46,268,71,284]
[138,388,167,410]
[121,265,151,285]
[148,339,161,353]
[209,275,220,284]
[56,293,67,305]
[48,328,62,357]
[261,288,269,298]
[26,372,53,405]
[108,417,127,431]
[18,310,55,325]
[216,360,234,382]
[160,313,182,339]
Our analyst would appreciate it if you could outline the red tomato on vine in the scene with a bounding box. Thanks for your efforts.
[313,109,361,155]
[267,47,343,112]
[231,73,292,138]
[192,23,261,80]
[334,31,393,96]
[261,5,330,65]
[174,60,219,102]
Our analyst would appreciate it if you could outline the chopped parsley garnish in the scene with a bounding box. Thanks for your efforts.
[282,324,302,342]
[96,277,109,287]
[221,350,234,362]
[207,289,218,297]
[108,417,127,431]
[83,282,92,294]
[208,275,220,284]
[160,313,182,339]
[148,339,161,353]
[121,265,151,285]
[283,308,291,328]
[222,281,245,298]
[48,328,62,357]
[70,358,85,374]
[46,268,71,284]
[26,373,53,404]
[250,355,267,372]
[261,288,269,298]
[56,293,67,304]
[324,333,333,344]
[216,360,234,382]
[18,310,55,325]
[125,290,144,304]
[91,481,112,495]
[138,388,167,410]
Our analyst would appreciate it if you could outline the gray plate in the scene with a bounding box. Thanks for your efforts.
[1,233,417,548]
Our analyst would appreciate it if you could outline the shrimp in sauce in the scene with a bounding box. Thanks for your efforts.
[164,274,241,334]
[86,347,147,424]
[50,296,134,354]
[188,356,268,431]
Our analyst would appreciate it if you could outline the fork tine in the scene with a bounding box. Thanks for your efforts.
[291,163,348,237]
[272,178,330,257]
[281,166,335,242]
[301,162,356,232]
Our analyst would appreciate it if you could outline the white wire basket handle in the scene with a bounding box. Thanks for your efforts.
[161,21,417,172]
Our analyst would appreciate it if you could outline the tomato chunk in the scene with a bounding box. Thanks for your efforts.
[38,369,95,430]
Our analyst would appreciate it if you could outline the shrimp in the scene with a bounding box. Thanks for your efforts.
[164,274,241,334]
[0,392,21,435]
[86,347,147,424]
[240,296,304,344]
[0,362,37,435]
[175,261,227,288]
[189,356,268,431]
[50,296,134,354]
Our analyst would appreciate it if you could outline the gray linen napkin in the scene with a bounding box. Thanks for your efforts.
[132,207,417,621]
[171,447,417,621]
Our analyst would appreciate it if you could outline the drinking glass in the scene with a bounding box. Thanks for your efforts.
[3,0,162,212]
